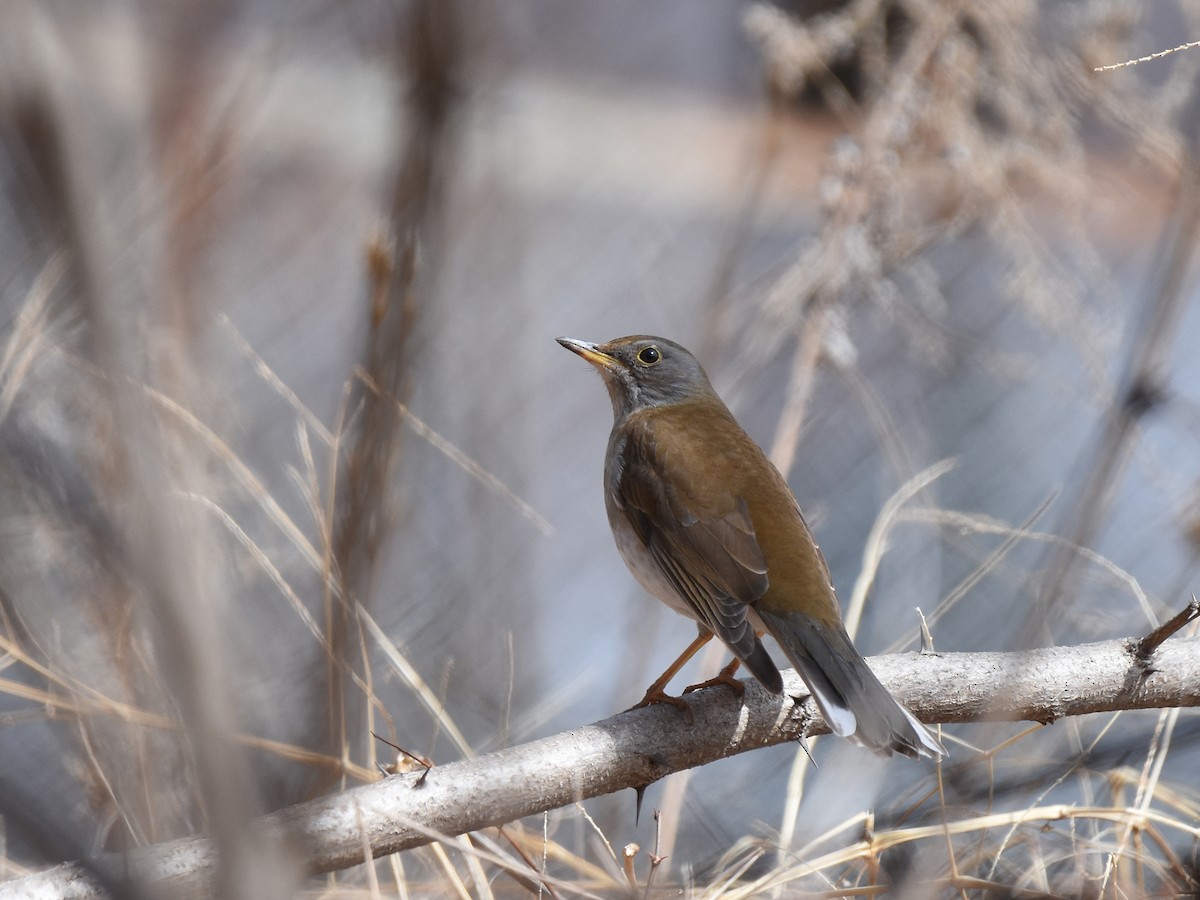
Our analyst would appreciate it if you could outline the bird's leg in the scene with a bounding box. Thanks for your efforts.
[629,631,714,717]
[682,657,744,699]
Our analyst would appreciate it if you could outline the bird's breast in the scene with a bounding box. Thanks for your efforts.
[603,490,697,620]
[602,428,699,621]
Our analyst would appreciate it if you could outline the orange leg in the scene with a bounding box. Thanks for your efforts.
[630,631,714,715]
[683,657,744,699]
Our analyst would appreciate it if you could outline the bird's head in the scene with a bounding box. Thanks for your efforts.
[556,335,717,421]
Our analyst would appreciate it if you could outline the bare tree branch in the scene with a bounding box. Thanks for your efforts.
[4,635,1198,899]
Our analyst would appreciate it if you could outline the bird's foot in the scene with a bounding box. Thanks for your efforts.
[628,687,694,724]
[682,673,745,700]
[682,658,744,700]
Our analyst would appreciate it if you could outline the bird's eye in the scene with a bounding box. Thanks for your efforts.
[636,346,661,366]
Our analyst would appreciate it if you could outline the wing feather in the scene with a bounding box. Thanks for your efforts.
[616,426,769,666]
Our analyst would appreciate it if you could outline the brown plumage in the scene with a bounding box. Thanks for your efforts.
[559,334,944,759]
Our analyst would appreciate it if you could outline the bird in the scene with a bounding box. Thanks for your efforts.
[558,334,944,759]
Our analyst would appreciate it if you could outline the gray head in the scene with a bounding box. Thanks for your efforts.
[557,335,718,421]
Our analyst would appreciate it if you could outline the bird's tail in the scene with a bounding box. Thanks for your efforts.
[756,608,944,759]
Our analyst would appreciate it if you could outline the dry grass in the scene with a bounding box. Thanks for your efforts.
[1,0,1199,897]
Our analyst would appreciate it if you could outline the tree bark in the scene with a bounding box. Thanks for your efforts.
[5,636,1198,899]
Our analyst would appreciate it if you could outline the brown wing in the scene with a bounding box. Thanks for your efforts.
[613,425,770,671]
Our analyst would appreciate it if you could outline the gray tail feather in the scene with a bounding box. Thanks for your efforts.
[757,609,944,759]
[742,637,784,694]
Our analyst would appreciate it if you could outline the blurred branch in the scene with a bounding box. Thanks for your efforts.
[1029,107,1200,644]
[0,6,286,896]
[326,0,463,769]
[6,634,1199,898]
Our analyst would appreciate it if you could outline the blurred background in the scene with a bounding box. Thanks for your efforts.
[2,0,1199,896]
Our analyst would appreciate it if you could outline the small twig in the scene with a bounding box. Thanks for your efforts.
[1135,596,1200,664]
[795,733,817,769]
[371,731,433,787]
[496,826,561,900]
[642,810,668,900]
[622,843,639,892]
[917,607,934,653]
[860,812,880,887]
[1094,40,1200,72]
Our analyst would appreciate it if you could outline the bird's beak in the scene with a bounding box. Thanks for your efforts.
[556,337,620,372]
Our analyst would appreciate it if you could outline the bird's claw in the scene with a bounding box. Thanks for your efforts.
[682,671,745,700]
[629,688,694,724]
[682,658,745,700]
